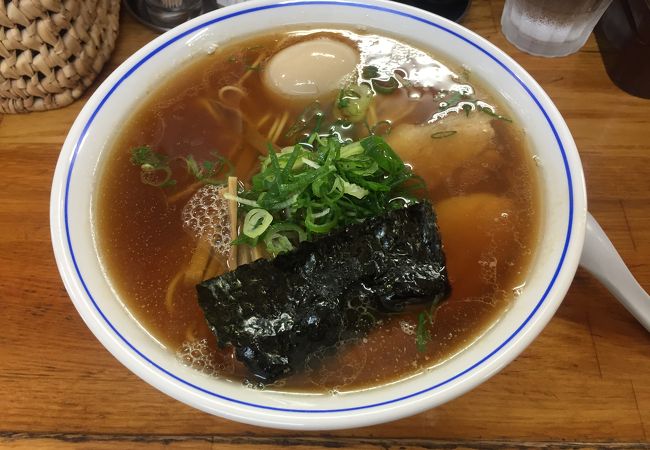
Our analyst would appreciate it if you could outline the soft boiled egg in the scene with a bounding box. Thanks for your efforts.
[263,37,359,104]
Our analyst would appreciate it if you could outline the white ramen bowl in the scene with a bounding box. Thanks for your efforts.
[51,0,588,430]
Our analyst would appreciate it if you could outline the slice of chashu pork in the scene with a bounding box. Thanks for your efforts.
[386,110,498,190]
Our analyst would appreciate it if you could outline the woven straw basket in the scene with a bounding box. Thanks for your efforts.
[0,0,120,113]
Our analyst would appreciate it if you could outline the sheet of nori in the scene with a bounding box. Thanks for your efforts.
[197,201,450,383]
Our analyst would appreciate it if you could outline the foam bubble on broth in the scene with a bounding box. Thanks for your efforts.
[177,338,222,376]
[182,185,231,257]
[399,320,416,336]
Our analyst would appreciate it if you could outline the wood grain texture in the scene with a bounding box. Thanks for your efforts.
[1,1,649,448]
[1,434,649,450]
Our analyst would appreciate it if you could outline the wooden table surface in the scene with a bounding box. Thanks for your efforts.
[1,1,649,449]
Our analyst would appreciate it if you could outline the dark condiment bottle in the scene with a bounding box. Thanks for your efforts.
[595,0,650,99]
[212,0,472,21]
[392,0,472,22]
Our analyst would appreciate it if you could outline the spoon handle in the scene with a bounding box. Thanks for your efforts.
[579,212,650,332]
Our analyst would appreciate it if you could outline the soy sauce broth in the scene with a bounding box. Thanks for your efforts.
[95,27,540,392]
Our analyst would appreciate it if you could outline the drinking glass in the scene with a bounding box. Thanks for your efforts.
[144,0,203,29]
[501,0,614,57]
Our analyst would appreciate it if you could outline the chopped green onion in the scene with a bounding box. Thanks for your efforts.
[340,141,364,159]
[235,131,422,254]
[431,130,457,139]
[301,157,321,169]
[416,311,432,352]
[131,146,232,189]
[263,223,307,255]
[342,180,369,199]
[309,207,331,219]
[305,205,339,233]
[362,135,405,174]
[478,105,513,122]
[182,153,231,184]
[242,208,273,238]
[272,193,300,210]
[437,91,513,123]
[439,91,465,110]
[264,233,293,255]
[130,146,176,188]
[223,192,260,208]
[362,65,380,79]
[337,84,373,123]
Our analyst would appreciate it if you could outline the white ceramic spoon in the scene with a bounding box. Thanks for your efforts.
[580,213,650,331]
